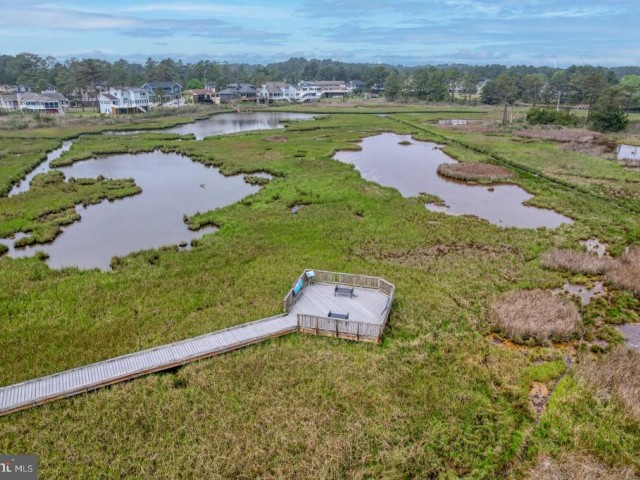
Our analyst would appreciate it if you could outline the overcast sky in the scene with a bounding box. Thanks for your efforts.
[1,0,638,66]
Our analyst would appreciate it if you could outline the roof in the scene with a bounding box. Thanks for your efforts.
[142,82,182,89]
[100,93,118,101]
[19,93,61,103]
[42,92,68,101]
[110,87,148,93]
[186,89,214,95]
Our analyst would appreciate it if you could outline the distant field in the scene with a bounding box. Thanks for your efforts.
[0,104,639,478]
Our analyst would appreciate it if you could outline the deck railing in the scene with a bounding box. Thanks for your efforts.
[284,269,395,342]
[297,314,383,342]
[310,270,382,289]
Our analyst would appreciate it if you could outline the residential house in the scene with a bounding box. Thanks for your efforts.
[256,82,297,103]
[0,94,19,111]
[218,83,257,103]
[0,92,65,114]
[98,87,150,115]
[185,87,218,104]
[141,82,182,102]
[40,86,69,108]
[315,80,348,98]
[296,81,323,102]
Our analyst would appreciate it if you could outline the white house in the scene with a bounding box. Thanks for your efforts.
[99,87,150,115]
[0,92,65,114]
[296,82,323,102]
[0,94,19,111]
[256,82,297,103]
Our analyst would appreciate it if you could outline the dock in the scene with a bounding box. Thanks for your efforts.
[0,270,394,417]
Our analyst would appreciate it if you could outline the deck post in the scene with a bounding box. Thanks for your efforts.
[335,320,339,338]
[356,322,360,341]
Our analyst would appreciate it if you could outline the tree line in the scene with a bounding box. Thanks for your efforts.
[1,53,638,128]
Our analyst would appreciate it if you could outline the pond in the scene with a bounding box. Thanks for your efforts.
[334,133,573,229]
[617,144,640,165]
[618,323,640,351]
[1,152,261,270]
[9,141,73,196]
[108,112,315,140]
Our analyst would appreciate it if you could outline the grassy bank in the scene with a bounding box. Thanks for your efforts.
[0,111,638,478]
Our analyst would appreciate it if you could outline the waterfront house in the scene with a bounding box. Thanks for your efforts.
[98,87,150,115]
[256,82,297,103]
[141,82,182,102]
[0,92,65,114]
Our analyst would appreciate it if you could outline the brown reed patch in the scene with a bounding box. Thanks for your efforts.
[540,249,613,275]
[491,290,581,344]
[541,246,640,295]
[437,162,515,183]
[606,247,640,295]
[578,347,640,421]
[528,454,636,480]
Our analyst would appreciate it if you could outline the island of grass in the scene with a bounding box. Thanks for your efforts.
[437,162,515,183]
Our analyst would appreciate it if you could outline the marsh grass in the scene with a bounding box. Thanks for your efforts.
[0,111,640,476]
[606,247,640,294]
[0,170,140,245]
[436,162,514,183]
[529,454,636,480]
[541,246,640,295]
[578,347,640,421]
[540,248,613,275]
[491,289,582,344]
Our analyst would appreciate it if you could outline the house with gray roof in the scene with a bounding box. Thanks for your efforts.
[218,83,257,102]
[141,82,182,101]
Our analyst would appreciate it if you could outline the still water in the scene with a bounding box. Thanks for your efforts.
[2,152,260,270]
[108,112,315,140]
[334,133,573,228]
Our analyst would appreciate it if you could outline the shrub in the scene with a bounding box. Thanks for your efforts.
[578,347,640,420]
[590,92,630,132]
[491,289,582,344]
[527,108,580,127]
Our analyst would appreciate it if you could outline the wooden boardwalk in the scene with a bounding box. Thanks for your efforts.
[0,270,394,417]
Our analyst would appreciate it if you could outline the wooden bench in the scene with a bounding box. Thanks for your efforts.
[328,311,349,320]
[334,285,354,298]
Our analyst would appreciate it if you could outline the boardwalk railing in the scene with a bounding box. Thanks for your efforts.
[297,314,383,343]
[0,314,295,418]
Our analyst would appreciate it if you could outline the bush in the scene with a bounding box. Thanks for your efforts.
[591,103,629,132]
[527,108,580,127]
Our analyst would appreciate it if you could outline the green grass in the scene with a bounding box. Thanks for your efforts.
[0,109,639,478]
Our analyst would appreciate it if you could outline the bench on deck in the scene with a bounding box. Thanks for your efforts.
[328,311,349,320]
[334,285,354,298]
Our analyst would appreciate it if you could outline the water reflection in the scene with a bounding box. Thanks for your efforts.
[334,133,572,229]
[2,152,259,270]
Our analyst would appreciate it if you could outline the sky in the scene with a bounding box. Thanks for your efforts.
[0,0,639,66]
